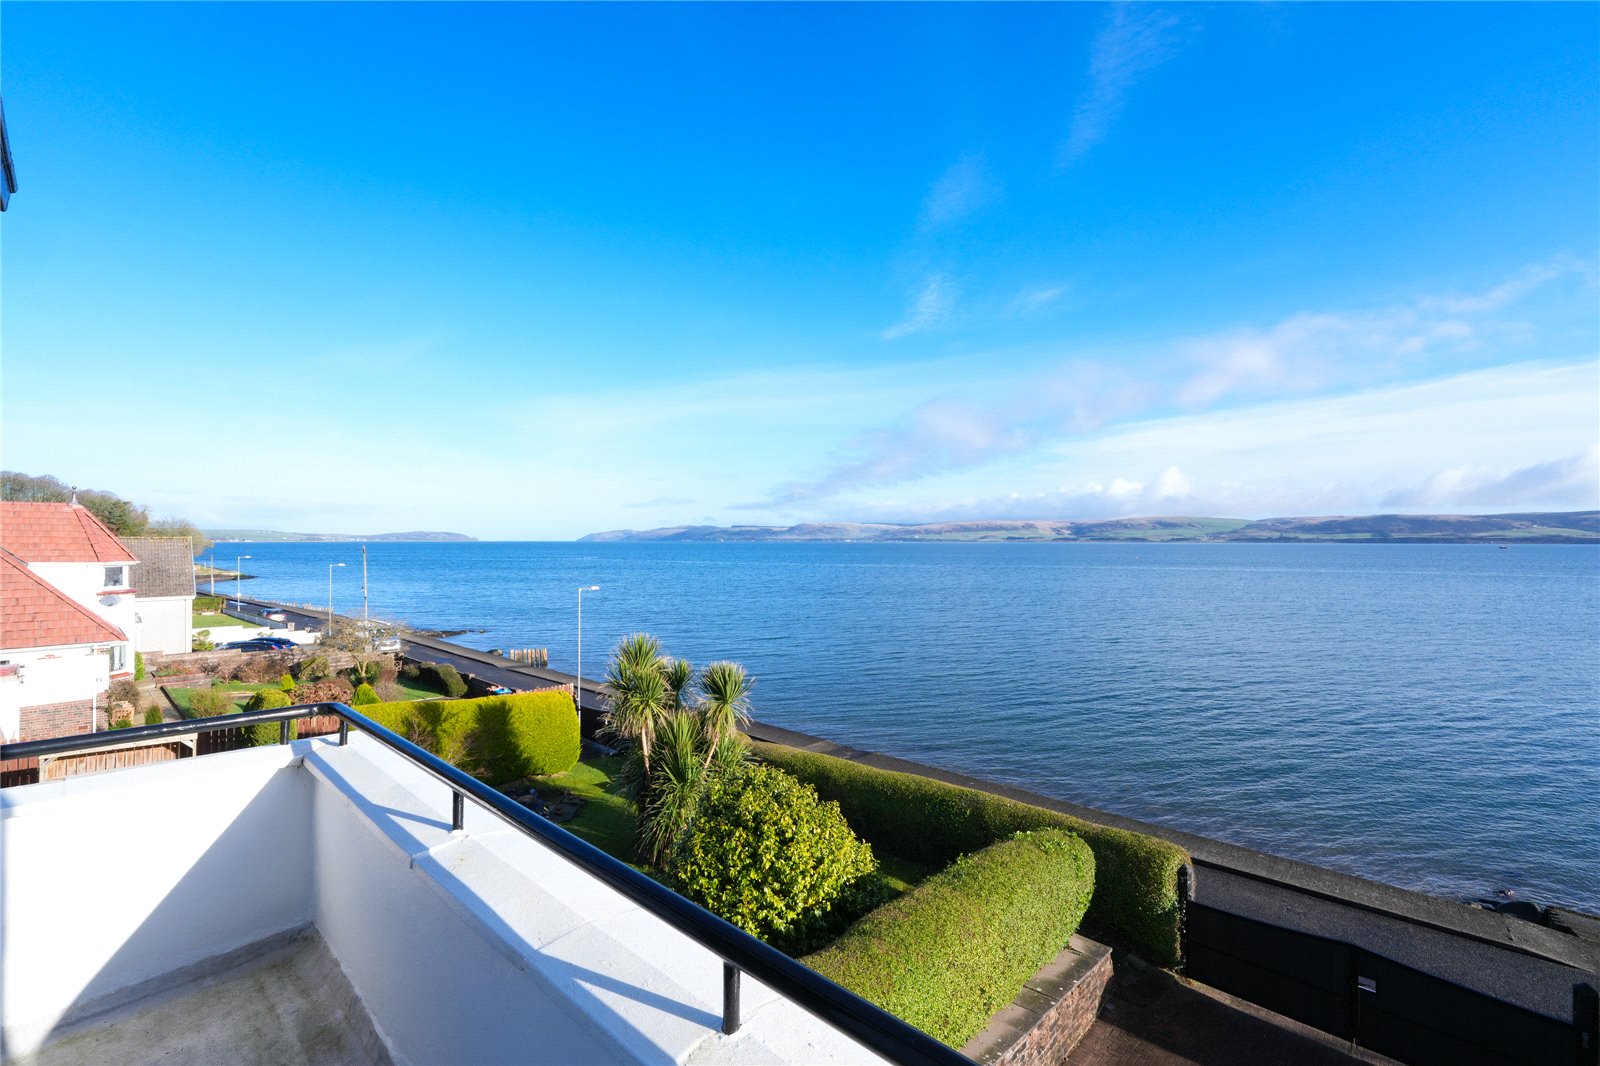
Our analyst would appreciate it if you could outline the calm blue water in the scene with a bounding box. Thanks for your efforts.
[219,541,1600,912]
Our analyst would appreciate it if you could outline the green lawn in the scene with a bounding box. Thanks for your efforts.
[525,755,641,867]
[393,676,449,701]
[193,612,256,629]
[166,681,278,716]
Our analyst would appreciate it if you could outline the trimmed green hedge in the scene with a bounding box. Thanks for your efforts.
[805,829,1094,1047]
[243,688,298,746]
[364,690,579,781]
[755,741,1188,966]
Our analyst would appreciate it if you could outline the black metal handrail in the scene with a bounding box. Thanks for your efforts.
[2,703,971,1066]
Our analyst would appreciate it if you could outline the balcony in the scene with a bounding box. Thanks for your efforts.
[1,707,966,1065]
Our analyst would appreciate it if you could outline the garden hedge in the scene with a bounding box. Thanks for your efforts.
[804,829,1094,1047]
[754,741,1188,966]
[364,690,579,781]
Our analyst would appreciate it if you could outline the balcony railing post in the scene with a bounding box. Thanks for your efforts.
[338,720,349,746]
[452,789,465,832]
[279,719,290,745]
[722,961,741,1035]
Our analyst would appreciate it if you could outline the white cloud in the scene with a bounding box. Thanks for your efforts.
[1381,447,1600,511]
[919,152,999,229]
[1006,284,1067,317]
[772,262,1587,508]
[882,273,957,340]
[1060,5,1187,167]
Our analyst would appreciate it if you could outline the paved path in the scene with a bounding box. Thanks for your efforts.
[1072,959,1393,1066]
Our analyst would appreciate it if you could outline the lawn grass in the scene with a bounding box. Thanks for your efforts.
[393,676,448,701]
[193,612,256,629]
[166,681,277,715]
[526,754,641,867]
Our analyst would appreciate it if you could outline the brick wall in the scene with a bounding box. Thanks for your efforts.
[963,934,1114,1066]
[19,693,110,742]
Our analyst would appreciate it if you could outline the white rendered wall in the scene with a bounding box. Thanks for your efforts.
[0,744,314,1057]
[304,737,883,1066]
[29,561,138,648]
[0,643,113,741]
[133,596,191,655]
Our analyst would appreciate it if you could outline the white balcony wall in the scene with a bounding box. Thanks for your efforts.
[1,735,883,1065]
[1,745,315,1057]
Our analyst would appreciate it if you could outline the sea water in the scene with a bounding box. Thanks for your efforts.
[217,540,1600,912]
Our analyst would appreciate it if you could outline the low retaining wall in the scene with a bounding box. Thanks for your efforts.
[962,934,1112,1066]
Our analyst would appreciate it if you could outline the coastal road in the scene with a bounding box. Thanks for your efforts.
[225,594,611,713]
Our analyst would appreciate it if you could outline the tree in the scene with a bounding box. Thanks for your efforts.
[148,516,213,554]
[694,661,752,761]
[1,470,206,543]
[601,634,760,866]
[320,616,406,683]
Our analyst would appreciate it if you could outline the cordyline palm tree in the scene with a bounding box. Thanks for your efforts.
[604,634,670,778]
[662,657,694,711]
[695,661,752,766]
[601,633,757,865]
[638,697,752,866]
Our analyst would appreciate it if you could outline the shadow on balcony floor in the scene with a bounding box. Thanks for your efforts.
[16,929,390,1066]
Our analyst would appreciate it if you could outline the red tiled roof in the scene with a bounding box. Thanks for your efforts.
[0,548,128,650]
[0,501,138,563]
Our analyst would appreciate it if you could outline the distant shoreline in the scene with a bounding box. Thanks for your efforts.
[581,510,1599,545]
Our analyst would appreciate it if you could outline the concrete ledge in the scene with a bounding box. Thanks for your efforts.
[962,934,1113,1066]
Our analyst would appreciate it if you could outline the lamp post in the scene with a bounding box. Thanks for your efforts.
[234,555,251,614]
[328,562,346,633]
[208,553,217,595]
[576,585,600,717]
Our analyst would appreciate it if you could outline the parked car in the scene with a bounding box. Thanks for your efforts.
[258,608,287,622]
[251,636,298,650]
[375,636,402,653]
[221,638,293,653]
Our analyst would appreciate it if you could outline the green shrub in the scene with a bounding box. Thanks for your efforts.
[280,673,297,692]
[365,690,579,780]
[195,594,224,612]
[134,652,146,681]
[804,829,1094,1047]
[108,717,134,731]
[413,661,468,698]
[294,655,331,683]
[187,686,234,718]
[754,741,1188,967]
[192,629,215,652]
[351,682,380,706]
[243,687,298,746]
[667,764,877,951]
[142,707,165,726]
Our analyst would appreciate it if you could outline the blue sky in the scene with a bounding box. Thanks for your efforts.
[2,2,1596,539]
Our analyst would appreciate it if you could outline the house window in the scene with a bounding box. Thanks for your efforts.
[104,566,126,588]
[108,646,126,672]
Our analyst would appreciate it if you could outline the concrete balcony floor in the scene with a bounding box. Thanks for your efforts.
[14,929,389,1066]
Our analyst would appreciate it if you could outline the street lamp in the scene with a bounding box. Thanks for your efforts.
[328,563,347,633]
[234,555,251,614]
[207,552,217,595]
[576,585,600,717]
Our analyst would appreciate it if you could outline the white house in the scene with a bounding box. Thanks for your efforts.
[0,502,138,741]
[125,536,197,655]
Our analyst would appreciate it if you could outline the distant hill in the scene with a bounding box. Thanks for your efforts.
[205,530,477,543]
[581,512,1599,544]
